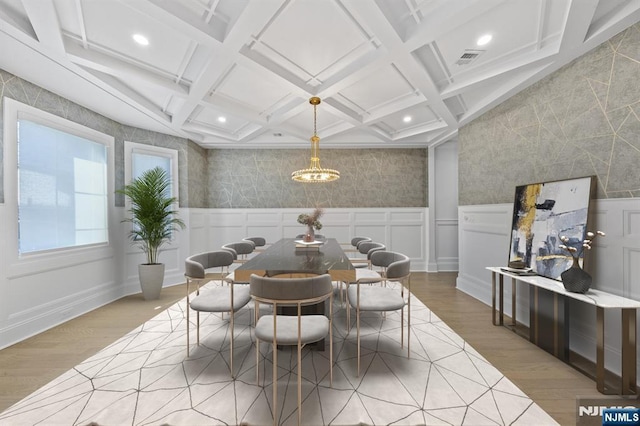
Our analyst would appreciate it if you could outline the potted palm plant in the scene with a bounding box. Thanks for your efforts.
[117,166,185,300]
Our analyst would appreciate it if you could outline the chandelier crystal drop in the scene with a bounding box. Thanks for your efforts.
[291,97,340,183]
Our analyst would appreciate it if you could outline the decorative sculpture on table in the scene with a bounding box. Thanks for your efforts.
[558,230,605,293]
[297,207,324,242]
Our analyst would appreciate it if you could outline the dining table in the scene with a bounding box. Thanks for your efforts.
[233,237,356,283]
[234,237,355,351]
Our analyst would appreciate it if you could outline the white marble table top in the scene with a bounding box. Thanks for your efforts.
[487,267,640,309]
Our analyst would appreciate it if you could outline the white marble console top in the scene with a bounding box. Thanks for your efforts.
[487,267,640,309]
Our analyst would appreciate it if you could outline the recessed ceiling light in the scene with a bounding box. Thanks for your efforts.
[132,34,149,46]
[217,116,226,123]
[477,34,492,46]
[403,116,412,123]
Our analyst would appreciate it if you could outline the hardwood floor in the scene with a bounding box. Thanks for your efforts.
[0,272,599,425]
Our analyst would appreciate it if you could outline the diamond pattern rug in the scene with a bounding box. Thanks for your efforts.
[0,280,558,425]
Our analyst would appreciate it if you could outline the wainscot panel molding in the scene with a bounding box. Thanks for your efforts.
[457,198,640,384]
[188,207,428,271]
[0,206,190,350]
[435,218,459,271]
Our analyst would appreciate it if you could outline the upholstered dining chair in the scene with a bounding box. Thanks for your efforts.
[243,236,268,252]
[222,240,255,262]
[337,241,386,306]
[184,250,251,377]
[347,251,411,376]
[341,236,372,252]
[349,241,385,269]
[250,273,334,426]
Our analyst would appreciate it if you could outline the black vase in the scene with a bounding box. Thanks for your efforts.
[561,258,592,293]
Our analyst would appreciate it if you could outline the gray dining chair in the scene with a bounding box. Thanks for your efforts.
[243,236,268,252]
[184,250,251,377]
[347,251,411,376]
[222,241,256,284]
[341,236,372,252]
[349,240,385,269]
[250,273,334,426]
[336,241,386,305]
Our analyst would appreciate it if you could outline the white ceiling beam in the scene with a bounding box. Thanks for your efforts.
[403,0,509,51]
[169,1,288,130]
[123,0,223,47]
[584,0,640,44]
[343,1,458,132]
[440,46,556,99]
[82,67,172,123]
[21,0,65,54]
[65,41,188,95]
[558,0,599,53]
[392,120,447,140]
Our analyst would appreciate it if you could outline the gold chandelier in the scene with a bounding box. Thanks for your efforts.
[291,97,340,183]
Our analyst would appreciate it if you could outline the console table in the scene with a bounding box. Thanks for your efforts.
[487,266,640,395]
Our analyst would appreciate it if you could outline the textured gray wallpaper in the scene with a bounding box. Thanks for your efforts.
[0,70,191,207]
[0,70,426,209]
[208,148,427,208]
[459,23,640,205]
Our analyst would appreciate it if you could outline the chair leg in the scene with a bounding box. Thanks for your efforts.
[297,341,302,426]
[329,295,333,386]
[186,296,190,357]
[196,311,200,346]
[272,336,278,426]
[408,291,411,358]
[230,309,234,378]
[255,338,260,383]
[357,305,361,377]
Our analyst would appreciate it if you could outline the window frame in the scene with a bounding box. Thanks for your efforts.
[123,141,180,239]
[3,98,115,267]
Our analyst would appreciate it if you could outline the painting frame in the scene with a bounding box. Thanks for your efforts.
[507,176,596,281]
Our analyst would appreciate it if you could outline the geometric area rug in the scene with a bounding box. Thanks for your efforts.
[0,280,558,425]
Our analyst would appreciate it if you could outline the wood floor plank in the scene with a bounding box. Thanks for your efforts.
[0,272,598,424]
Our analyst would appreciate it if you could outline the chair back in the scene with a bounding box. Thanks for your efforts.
[357,241,386,259]
[371,251,411,279]
[250,274,333,305]
[222,241,255,259]
[351,236,371,247]
[243,236,266,247]
[185,250,234,279]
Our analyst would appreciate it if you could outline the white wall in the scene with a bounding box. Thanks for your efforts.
[188,207,429,271]
[0,206,427,349]
[428,140,459,272]
[457,198,640,382]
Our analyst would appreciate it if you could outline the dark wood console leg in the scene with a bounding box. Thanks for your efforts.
[492,272,497,326]
[596,306,605,393]
[621,308,637,395]
[511,278,516,327]
[499,274,504,325]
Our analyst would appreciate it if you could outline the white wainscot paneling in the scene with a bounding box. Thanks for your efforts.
[459,199,640,385]
[390,225,423,259]
[190,208,427,271]
[435,219,459,271]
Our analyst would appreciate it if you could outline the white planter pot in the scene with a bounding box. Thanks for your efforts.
[138,263,165,300]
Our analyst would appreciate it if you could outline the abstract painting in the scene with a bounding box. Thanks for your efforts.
[508,176,595,280]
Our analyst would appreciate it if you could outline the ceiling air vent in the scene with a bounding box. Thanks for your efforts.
[455,49,485,66]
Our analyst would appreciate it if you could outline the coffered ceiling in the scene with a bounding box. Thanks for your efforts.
[1,0,639,148]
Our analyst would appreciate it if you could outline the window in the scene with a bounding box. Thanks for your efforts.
[17,120,109,254]
[4,99,113,255]
[124,141,179,229]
